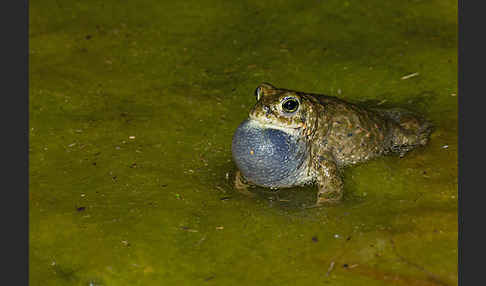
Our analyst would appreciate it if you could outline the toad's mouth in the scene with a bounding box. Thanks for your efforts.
[247,114,303,135]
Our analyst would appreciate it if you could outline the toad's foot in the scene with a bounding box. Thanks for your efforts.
[234,170,256,197]
[303,192,343,209]
[316,190,343,205]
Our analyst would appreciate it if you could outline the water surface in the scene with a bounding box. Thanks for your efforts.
[30,0,457,285]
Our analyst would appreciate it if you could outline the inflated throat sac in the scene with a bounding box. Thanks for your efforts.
[231,119,308,188]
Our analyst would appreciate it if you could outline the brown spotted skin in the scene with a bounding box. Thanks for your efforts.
[238,83,433,206]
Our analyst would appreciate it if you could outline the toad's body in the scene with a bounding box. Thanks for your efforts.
[231,83,433,205]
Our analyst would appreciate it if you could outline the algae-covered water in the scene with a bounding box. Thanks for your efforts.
[29,0,457,285]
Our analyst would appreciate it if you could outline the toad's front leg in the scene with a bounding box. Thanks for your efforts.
[314,152,344,205]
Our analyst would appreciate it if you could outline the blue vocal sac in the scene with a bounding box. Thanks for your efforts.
[231,119,308,188]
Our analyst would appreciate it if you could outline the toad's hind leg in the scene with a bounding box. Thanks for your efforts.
[381,108,433,156]
[314,152,344,206]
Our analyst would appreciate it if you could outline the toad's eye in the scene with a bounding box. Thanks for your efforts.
[255,87,263,101]
[281,98,299,113]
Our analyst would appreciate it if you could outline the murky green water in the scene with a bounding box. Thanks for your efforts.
[30,0,457,285]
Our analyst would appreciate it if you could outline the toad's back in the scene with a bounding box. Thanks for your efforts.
[309,94,433,167]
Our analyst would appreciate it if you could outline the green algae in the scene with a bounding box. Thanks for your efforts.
[30,0,457,285]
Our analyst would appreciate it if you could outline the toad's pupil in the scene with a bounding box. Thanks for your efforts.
[283,99,299,112]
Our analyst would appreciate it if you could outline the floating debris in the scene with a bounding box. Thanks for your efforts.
[326,261,335,276]
[377,99,387,106]
[401,72,419,80]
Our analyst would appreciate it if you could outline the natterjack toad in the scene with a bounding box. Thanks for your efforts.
[231,83,433,206]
